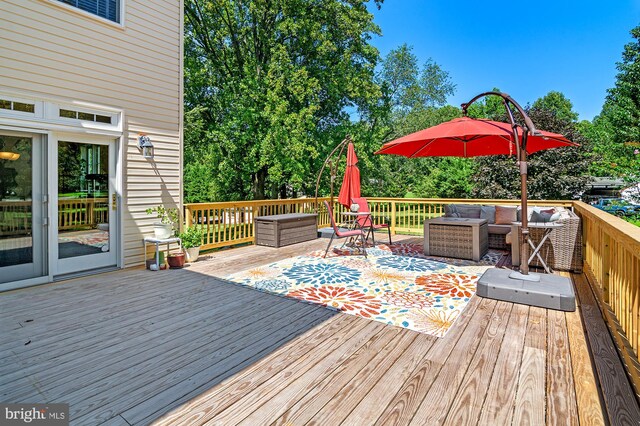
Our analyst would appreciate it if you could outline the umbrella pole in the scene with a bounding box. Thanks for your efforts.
[519,151,530,276]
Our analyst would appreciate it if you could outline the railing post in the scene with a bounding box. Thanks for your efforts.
[602,233,610,304]
[252,204,258,244]
[391,201,396,235]
[185,205,193,230]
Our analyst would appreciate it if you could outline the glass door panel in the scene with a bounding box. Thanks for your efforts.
[55,139,116,275]
[0,133,45,284]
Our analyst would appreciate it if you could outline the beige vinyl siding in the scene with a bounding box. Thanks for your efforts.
[0,0,184,268]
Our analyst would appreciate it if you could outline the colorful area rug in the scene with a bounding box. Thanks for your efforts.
[227,243,503,337]
[58,230,109,249]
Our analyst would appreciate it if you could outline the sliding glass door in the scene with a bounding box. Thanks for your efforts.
[0,132,46,285]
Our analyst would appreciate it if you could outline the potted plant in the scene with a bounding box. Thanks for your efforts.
[146,205,180,239]
[167,251,185,268]
[179,226,203,263]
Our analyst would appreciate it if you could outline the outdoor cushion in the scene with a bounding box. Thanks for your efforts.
[495,205,517,224]
[480,205,496,224]
[454,204,482,219]
[488,224,511,234]
[444,204,461,217]
[530,208,556,222]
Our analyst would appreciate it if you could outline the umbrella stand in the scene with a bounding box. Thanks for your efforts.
[314,136,351,213]
[461,91,537,281]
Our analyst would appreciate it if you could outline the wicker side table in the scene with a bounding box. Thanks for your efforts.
[424,217,488,261]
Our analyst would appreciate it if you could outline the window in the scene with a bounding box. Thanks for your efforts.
[57,0,120,23]
[59,108,113,124]
[0,99,36,114]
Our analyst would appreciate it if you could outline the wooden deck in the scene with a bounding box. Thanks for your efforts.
[0,235,624,425]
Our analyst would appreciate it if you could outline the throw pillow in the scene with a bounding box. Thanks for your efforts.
[480,205,496,224]
[456,204,482,219]
[530,207,556,223]
[549,211,562,222]
[495,206,518,224]
[444,204,458,217]
[530,210,552,222]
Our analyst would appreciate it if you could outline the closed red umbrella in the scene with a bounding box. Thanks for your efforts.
[337,142,361,208]
[376,91,579,280]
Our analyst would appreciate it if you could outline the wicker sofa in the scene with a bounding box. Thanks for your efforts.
[443,204,583,272]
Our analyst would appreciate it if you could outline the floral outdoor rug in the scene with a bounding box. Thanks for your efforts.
[227,243,503,337]
[58,230,109,249]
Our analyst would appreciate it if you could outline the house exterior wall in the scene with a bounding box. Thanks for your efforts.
[0,0,184,267]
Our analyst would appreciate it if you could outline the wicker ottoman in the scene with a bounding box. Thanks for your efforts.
[424,217,489,262]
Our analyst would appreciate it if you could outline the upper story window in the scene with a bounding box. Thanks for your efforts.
[57,0,120,23]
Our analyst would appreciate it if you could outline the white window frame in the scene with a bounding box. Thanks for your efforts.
[42,0,126,29]
[47,103,121,131]
[0,95,44,120]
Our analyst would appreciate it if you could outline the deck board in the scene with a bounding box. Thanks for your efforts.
[0,235,613,425]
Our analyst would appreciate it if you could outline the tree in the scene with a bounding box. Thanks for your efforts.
[472,92,590,200]
[531,91,578,122]
[184,0,384,201]
[590,23,640,185]
[362,45,468,198]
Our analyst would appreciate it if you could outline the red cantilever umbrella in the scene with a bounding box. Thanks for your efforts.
[376,116,574,157]
[376,92,578,279]
[337,142,361,208]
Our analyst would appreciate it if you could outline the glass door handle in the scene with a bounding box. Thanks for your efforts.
[112,194,117,211]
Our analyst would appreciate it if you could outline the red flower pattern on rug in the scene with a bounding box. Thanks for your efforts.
[415,273,478,298]
[287,285,381,318]
[381,291,434,309]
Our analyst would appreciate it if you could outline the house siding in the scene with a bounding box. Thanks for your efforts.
[0,0,183,267]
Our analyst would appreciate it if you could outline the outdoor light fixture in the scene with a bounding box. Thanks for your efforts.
[138,135,154,160]
[0,151,20,161]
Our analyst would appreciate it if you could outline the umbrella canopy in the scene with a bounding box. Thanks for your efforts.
[337,142,361,208]
[375,100,578,279]
[375,117,576,158]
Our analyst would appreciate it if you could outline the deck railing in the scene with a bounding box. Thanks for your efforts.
[184,196,638,350]
[184,197,573,249]
[573,201,640,388]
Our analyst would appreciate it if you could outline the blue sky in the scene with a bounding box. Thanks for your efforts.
[370,1,640,121]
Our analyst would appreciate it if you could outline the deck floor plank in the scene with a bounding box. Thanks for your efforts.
[513,306,547,425]
[0,236,614,425]
[564,275,606,425]
[408,300,511,425]
[547,308,579,425]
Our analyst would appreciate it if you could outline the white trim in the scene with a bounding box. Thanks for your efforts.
[40,0,126,29]
[0,91,123,136]
[0,94,44,120]
[50,132,120,276]
[0,276,50,293]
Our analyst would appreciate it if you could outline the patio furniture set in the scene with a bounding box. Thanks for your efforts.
[254,199,582,275]
[424,203,582,272]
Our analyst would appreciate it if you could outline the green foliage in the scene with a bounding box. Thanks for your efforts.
[472,92,590,200]
[179,226,204,249]
[362,45,467,198]
[588,24,640,186]
[146,206,180,226]
[184,0,383,201]
[531,91,578,122]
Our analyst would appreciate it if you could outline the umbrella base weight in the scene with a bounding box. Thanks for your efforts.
[477,268,575,312]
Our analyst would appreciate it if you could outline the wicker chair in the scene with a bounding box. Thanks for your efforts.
[510,209,583,272]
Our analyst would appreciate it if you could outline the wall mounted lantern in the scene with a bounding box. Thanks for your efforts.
[138,135,154,160]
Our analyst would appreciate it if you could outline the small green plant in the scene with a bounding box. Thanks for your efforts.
[146,206,180,227]
[179,226,204,249]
